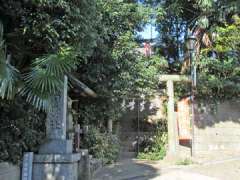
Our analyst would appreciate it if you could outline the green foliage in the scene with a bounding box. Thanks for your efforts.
[196,56,240,99]
[137,122,167,161]
[0,0,167,164]
[0,0,163,112]
[0,0,98,110]
[75,1,167,127]
[195,16,240,99]
[81,127,120,164]
[0,0,98,164]
[197,0,214,11]
[176,158,193,166]
[0,22,19,100]
[21,47,78,110]
[214,15,240,54]
[151,0,240,70]
[0,56,19,100]
[0,98,45,164]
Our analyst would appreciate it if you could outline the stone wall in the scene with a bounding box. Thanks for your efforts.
[120,94,166,128]
[194,99,240,156]
[0,162,20,180]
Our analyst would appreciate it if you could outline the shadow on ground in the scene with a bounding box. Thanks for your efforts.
[92,158,222,180]
[93,159,161,180]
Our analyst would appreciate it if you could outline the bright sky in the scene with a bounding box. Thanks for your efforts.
[138,24,159,39]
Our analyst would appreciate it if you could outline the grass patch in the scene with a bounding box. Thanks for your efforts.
[176,158,194,166]
[137,149,166,161]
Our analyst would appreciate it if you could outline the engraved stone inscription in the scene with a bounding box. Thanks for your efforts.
[48,95,63,130]
[46,76,68,140]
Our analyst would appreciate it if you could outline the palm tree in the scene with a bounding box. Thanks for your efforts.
[181,0,239,73]
[0,21,78,111]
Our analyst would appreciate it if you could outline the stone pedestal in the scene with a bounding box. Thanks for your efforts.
[33,154,81,180]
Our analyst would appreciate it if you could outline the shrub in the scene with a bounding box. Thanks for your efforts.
[137,121,167,161]
[81,126,120,164]
[0,98,45,164]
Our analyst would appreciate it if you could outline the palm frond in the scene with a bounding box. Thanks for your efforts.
[0,20,78,111]
[33,47,78,77]
[20,71,61,111]
[21,47,78,111]
[20,86,62,112]
[0,22,20,99]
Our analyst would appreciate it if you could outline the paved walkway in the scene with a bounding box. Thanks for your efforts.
[93,157,240,180]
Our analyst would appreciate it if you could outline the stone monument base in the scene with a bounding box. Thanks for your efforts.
[39,140,73,154]
[33,153,81,180]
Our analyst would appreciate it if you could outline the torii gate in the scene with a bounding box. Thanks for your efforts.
[159,75,191,156]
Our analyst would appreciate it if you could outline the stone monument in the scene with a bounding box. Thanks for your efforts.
[32,76,81,180]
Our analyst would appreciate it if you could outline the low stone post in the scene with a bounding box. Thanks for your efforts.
[78,150,91,180]
[107,119,113,133]
[22,152,33,180]
[67,98,74,140]
[74,124,81,152]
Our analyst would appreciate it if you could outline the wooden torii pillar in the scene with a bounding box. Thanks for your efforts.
[159,75,191,156]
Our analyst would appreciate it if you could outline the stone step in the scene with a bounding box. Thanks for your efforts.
[120,135,137,140]
[120,140,137,146]
[120,131,154,137]
[119,132,154,141]
[120,131,154,135]
[120,141,135,147]
[120,143,136,151]
[119,152,136,159]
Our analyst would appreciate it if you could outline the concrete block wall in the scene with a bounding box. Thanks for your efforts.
[193,100,240,156]
[0,162,20,180]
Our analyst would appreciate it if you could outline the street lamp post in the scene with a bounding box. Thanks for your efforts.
[186,35,197,87]
[186,33,197,156]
